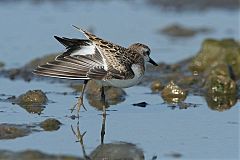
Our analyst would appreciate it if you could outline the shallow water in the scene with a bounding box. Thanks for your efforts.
[0,1,239,68]
[0,78,239,159]
[0,1,239,159]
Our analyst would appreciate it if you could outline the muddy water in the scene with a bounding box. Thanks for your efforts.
[0,1,239,160]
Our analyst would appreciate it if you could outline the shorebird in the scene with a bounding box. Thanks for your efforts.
[33,25,158,115]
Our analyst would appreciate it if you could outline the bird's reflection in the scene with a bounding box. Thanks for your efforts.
[71,113,144,160]
[70,80,126,112]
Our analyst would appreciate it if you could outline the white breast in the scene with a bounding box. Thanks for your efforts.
[103,64,144,88]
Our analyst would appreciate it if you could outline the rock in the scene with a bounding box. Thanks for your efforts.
[20,105,45,115]
[85,80,126,110]
[160,24,212,37]
[0,53,59,81]
[90,142,144,160]
[205,94,237,112]
[69,83,83,92]
[16,90,48,106]
[132,102,149,108]
[150,80,163,93]
[147,0,240,10]
[0,150,82,160]
[105,86,126,105]
[189,39,240,79]
[15,90,48,114]
[161,81,187,103]
[40,118,62,131]
[8,69,21,80]
[0,61,4,69]
[177,76,197,86]
[0,124,31,140]
[24,53,59,71]
[205,74,237,95]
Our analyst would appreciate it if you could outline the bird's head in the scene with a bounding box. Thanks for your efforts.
[129,43,158,66]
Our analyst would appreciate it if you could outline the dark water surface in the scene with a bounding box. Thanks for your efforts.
[0,1,239,159]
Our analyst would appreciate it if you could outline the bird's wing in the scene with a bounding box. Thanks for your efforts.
[72,26,135,80]
[33,36,108,80]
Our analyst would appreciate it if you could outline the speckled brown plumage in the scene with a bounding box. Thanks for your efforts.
[33,26,157,84]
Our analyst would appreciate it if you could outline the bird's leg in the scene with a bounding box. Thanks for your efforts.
[71,80,89,114]
[100,86,107,144]
[101,86,107,116]
[101,105,107,144]
[71,125,89,159]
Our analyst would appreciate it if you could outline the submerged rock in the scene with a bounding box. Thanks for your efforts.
[15,90,48,114]
[188,38,239,105]
[161,81,187,103]
[189,39,240,79]
[205,74,237,95]
[16,90,48,106]
[90,142,144,160]
[40,118,62,131]
[0,124,31,140]
[205,94,237,112]
[85,80,126,110]
[0,150,82,160]
[0,53,58,81]
[70,80,126,110]
[24,54,59,71]
[0,61,4,69]
[151,80,163,93]
[160,24,212,37]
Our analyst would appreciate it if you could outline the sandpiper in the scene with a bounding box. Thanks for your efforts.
[33,25,158,115]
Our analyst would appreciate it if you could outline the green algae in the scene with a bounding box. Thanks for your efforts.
[205,75,237,95]
[189,39,240,79]
[205,94,237,112]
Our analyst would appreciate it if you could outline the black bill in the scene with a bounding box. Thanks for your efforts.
[149,58,158,66]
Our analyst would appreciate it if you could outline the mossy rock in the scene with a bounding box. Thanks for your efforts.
[0,124,31,140]
[16,90,48,106]
[150,80,163,93]
[161,81,187,103]
[205,75,237,95]
[205,94,237,112]
[189,39,240,79]
[40,118,62,131]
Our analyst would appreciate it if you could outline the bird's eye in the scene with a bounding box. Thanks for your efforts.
[146,50,150,55]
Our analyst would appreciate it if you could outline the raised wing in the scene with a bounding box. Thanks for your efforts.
[72,26,135,80]
[33,36,107,80]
